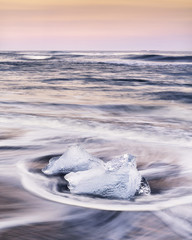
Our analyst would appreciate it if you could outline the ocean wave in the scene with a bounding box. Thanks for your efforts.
[149,91,192,104]
[22,55,53,60]
[126,54,192,62]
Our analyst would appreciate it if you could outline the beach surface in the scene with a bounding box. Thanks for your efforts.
[0,51,192,239]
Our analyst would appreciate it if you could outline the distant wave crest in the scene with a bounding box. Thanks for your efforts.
[126,54,192,62]
[22,55,53,60]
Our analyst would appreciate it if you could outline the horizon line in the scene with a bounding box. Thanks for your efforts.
[0,49,192,52]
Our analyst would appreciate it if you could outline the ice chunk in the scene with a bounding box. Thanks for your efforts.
[136,177,151,196]
[42,146,150,199]
[105,153,137,171]
[42,145,104,175]
[65,154,142,199]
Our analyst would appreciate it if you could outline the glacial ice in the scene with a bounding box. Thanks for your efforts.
[136,177,151,196]
[42,145,104,175]
[65,153,141,199]
[42,146,150,199]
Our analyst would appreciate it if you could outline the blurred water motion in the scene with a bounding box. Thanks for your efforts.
[0,51,192,239]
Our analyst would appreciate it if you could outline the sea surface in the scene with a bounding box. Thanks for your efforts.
[0,51,192,240]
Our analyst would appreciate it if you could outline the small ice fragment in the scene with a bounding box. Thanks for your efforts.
[65,154,142,199]
[136,177,151,196]
[42,145,103,175]
[106,153,136,172]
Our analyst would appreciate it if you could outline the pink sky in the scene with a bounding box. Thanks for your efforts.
[0,0,191,50]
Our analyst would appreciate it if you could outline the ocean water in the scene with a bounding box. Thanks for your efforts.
[0,51,192,240]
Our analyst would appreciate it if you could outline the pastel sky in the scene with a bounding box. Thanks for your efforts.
[0,0,191,50]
